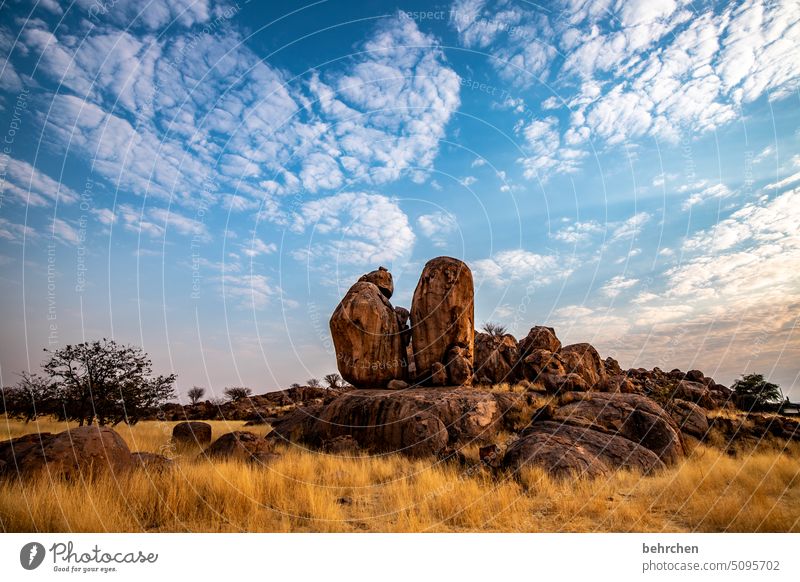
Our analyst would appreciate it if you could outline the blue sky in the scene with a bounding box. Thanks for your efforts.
[0,0,798,400]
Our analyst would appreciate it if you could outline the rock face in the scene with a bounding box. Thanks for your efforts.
[330,279,407,388]
[172,421,212,446]
[359,266,394,299]
[0,426,133,480]
[504,421,664,479]
[203,431,277,463]
[474,332,520,384]
[553,392,684,465]
[411,257,475,386]
[269,388,506,457]
[667,399,709,440]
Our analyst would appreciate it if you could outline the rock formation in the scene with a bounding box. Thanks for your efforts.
[0,426,133,480]
[172,421,212,446]
[330,272,407,388]
[411,257,475,386]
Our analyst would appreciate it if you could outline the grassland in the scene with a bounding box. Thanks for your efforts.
[1,415,799,532]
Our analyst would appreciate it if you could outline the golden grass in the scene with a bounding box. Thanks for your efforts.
[1,416,799,532]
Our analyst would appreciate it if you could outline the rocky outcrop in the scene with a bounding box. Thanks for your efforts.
[503,421,664,479]
[474,332,520,384]
[553,392,684,465]
[172,421,212,446]
[411,257,474,386]
[203,431,278,464]
[330,279,407,388]
[0,426,133,480]
[268,388,506,457]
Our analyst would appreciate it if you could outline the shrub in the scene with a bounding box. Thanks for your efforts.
[223,386,253,401]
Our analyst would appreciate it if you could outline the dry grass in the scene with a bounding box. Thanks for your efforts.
[1,416,799,532]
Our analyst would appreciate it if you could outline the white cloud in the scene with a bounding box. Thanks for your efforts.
[0,157,80,207]
[600,275,639,298]
[682,183,735,210]
[459,176,477,187]
[51,218,79,245]
[473,248,573,287]
[517,116,586,181]
[0,217,37,242]
[223,273,278,309]
[610,212,651,242]
[552,219,603,244]
[764,171,800,191]
[417,211,457,247]
[471,158,486,168]
[242,238,277,258]
[292,191,415,266]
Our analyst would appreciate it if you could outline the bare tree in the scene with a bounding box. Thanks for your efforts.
[323,373,344,390]
[307,378,321,388]
[223,386,253,401]
[187,386,205,405]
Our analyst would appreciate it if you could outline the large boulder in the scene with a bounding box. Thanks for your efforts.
[0,426,133,480]
[269,388,505,457]
[503,421,664,479]
[411,257,474,385]
[518,326,561,356]
[330,280,407,388]
[474,332,520,384]
[359,266,394,299]
[203,431,277,464]
[172,421,212,446]
[553,392,684,465]
[559,343,607,387]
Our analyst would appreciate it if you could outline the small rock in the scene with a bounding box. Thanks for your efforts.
[386,379,410,390]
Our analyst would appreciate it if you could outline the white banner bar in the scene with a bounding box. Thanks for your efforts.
[1,533,798,581]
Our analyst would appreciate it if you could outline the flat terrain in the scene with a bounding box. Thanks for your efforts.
[1,416,799,532]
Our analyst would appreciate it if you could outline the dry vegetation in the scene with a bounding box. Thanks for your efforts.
[1,415,799,533]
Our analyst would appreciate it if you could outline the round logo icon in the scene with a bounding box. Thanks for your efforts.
[20,542,46,570]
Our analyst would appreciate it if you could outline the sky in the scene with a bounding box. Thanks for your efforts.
[0,0,798,401]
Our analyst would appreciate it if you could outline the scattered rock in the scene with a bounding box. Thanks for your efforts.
[204,431,278,464]
[479,444,502,468]
[0,426,133,480]
[172,421,212,446]
[330,280,407,388]
[411,257,474,386]
[503,421,664,479]
[386,379,410,391]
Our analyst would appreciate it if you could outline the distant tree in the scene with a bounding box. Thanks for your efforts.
[307,378,321,388]
[224,386,253,401]
[323,373,344,390]
[4,372,55,422]
[732,373,783,411]
[187,386,205,405]
[289,383,301,389]
[482,322,508,337]
[42,339,176,426]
